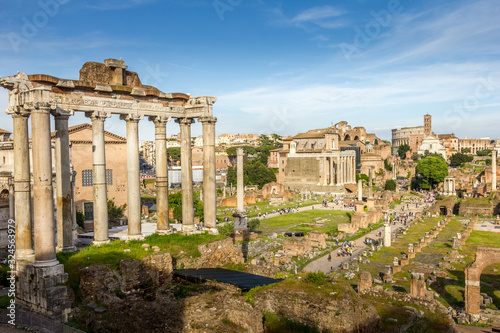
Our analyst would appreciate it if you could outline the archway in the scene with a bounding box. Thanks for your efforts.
[353,136,359,141]
[344,134,351,141]
[0,189,8,206]
[465,247,500,314]
[440,206,447,215]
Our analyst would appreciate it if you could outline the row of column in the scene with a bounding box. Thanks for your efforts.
[319,155,356,186]
[11,106,218,267]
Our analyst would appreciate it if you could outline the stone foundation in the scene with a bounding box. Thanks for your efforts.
[410,273,426,298]
[358,271,372,293]
[16,263,71,322]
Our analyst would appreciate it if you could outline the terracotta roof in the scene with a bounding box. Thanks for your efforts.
[51,123,126,142]
[0,128,12,135]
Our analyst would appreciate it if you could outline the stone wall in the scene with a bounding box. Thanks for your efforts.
[458,197,493,216]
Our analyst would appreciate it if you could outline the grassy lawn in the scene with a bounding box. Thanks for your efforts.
[257,210,350,236]
[57,233,224,296]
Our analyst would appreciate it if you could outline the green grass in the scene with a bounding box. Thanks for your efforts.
[57,232,224,295]
[257,210,349,236]
[0,295,13,309]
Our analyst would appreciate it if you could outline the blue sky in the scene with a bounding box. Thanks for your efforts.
[0,0,499,141]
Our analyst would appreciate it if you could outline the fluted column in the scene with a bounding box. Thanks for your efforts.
[52,109,75,252]
[151,116,171,234]
[329,157,334,185]
[347,156,351,184]
[86,111,110,245]
[492,150,497,192]
[122,114,143,240]
[31,102,58,266]
[9,110,34,262]
[339,157,344,185]
[200,116,217,230]
[177,118,195,232]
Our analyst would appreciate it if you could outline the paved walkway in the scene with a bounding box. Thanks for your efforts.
[303,202,430,273]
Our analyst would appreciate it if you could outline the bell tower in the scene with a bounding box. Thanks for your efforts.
[424,114,431,136]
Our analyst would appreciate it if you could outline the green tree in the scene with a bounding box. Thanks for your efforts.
[449,153,474,167]
[411,153,422,161]
[374,139,379,145]
[248,218,260,232]
[168,191,204,223]
[397,144,411,159]
[384,179,397,191]
[227,160,276,189]
[76,210,86,229]
[384,158,393,171]
[258,134,272,146]
[477,149,492,157]
[461,147,471,154]
[167,147,181,162]
[356,173,369,184]
[107,199,127,223]
[226,146,256,156]
[412,156,448,190]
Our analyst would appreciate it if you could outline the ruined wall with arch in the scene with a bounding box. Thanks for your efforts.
[465,247,500,314]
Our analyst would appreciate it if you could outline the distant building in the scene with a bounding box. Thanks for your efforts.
[417,135,447,159]
[192,147,203,167]
[459,138,493,154]
[392,114,431,154]
[0,128,11,142]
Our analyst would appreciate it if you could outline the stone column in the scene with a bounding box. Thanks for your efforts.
[87,111,110,245]
[348,156,352,184]
[8,177,14,220]
[31,103,57,266]
[329,157,335,185]
[236,148,244,212]
[368,169,373,198]
[200,116,217,230]
[151,116,170,234]
[52,110,75,252]
[122,114,143,240]
[177,118,195,232]
[492,150,497,191]
[339,157,343,185]
[357,179,363,202]
[10,111,34,262]
[233,148,248,231]
[392,162,396,180]
[383,211,391,247]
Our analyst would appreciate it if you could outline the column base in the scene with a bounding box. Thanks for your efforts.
[156,228,173,235]
[15,249,35,264]
[32,258,60,268]
[181,224,197,234]
[56,245,77,252]
[92,239,110,247]
[205,227,219,235]
[126,234,145,241]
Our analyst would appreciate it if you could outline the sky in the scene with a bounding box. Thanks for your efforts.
[0,0,499,141]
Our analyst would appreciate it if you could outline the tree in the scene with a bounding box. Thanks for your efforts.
[226,146,256,156]
[397,144,411,159]
[374,139,379,145]
[167,147,181,162]
[384,158,393,171]
[108,199,127,223]
[411,153,422,161]
[258,134,272,146]
[461,148,471,154]
[384,179,396,191]
[227,159,276,189]
[248,218,260,232]
[168,191,204,223]
[412,156,448,190]
[477,149,492,157]
[76,211,86,229]
[449,153,474,167]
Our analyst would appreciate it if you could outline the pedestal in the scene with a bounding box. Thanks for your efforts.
[233,210,248,231]
[16,263,71,322]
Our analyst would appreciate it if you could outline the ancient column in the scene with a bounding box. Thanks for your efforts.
[122,114,143,240]
[329,157,335,185]
[10,110,34,262]
[233,147,248,231]
[493,150,497,192]
[392,162,396,180]
[53,109,75,252]
[383,212,391,247]
[357,179,363,202]
[200,116,217,230]
[177,118,195,232]
[8,177,14,220]
[87,111,110,245]
[31,103,57,266]
[151,116,170,234]
[237,148,244,211]
[339,156,344,185]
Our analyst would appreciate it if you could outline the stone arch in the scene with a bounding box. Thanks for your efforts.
[0,189,8,206]
[344,134,351,141]
[465,247,500,314]
[353,136,359,141]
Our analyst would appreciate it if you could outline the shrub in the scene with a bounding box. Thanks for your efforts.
[248,218,260,232]
[384,179,397,191]
[76,210,86,229]
[218,222,234,237]
[305,272,326,285]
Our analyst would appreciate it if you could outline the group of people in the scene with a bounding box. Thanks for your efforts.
[335,240,355,257]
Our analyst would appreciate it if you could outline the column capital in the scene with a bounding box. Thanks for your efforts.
[236,147,244,156]
[24,101,53,113]
[120,113,143,122]
[149,115,171,125]
[51,108,74,119]
[198,116,217,124]
[85,110,111,121]
[175,117,195,125]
